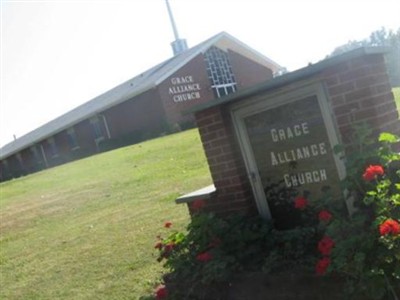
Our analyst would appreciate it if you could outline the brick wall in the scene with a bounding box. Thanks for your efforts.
[194,107,257,216]
[229,50,274,89]
[105,89,166,136]
[158,54,216,127]
[321,53,399,144]
[158,51,275,128]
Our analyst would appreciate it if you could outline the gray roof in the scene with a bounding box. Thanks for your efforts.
[0,31,281,160]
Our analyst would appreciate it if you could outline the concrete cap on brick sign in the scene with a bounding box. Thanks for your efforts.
[176,184,216,204]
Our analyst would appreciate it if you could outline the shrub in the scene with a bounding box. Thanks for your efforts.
[321,131,400,299]
[150,129,399,299]
[153,213,322,299]
[154,214,273,299]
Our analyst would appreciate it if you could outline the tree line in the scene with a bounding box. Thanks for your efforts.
[330,27,400,87]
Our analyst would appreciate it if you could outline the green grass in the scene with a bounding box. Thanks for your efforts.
[0,129,211,300]
[393,87,400,112]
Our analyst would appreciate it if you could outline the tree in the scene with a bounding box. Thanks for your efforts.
[330,27,400,87]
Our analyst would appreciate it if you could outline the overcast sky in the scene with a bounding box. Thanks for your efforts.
[1,0,399,148]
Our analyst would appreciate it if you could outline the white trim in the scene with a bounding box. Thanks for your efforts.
[40,144,49,168]
[211,83,237,89]
[209,33,281,73]
[101,115,111,139]
[154,32,281,85]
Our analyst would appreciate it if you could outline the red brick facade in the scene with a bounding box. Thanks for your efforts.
[195,107,257,216]
[321,53,399,143]
[229,50,274,89]
[158,52,274,127]
[105,89,166,136]
[158,54,215,127]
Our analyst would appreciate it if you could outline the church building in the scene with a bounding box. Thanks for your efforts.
[0,4,280,181]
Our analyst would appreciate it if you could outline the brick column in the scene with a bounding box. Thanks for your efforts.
[195,107,256,215]
[322,53,399,145]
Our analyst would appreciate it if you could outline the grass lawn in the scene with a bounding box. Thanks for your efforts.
[0,129,211,299]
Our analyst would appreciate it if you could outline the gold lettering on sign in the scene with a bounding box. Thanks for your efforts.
[270,142,327,166]
[283,169,328,187]
[271,122,309,142]
[267,121,330,188]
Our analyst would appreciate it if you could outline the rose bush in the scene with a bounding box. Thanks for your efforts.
[320,131,400,299]
[153,211,275,299]
[153,209,322,299]
[149,129,399,299]
[288,130,400,299]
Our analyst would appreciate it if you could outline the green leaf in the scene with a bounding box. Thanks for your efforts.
[379,132,399,143]
[354,252,366,265]
[363,195,375,205]
[392,196,400,206]
[333,144,345,155]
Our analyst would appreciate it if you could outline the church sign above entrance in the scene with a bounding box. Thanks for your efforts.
[168,75,202,103]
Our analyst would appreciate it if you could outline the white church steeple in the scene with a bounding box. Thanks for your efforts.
[165,0,188,56]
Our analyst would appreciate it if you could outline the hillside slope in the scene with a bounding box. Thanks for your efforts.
[0,129,211,299]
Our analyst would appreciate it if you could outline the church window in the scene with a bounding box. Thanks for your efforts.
[204,46,237,98]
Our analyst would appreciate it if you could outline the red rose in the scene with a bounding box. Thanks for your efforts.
[155,284,168,299]
[164,221,172,228]
[318,236,335,256]
[154,242,163,250]
[191,199,206,211]
[379,219,400,236]
[315,257,331,275]
[164,243,174,252]
[294,196,308,210]
[318,210,333,222]
[362,165,384,181]
[161,243,175,259]
[196,251,213,262]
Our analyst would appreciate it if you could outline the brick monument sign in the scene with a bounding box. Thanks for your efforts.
[177,47,399,225]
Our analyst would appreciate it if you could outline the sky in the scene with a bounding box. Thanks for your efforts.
[1,0,399,148]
